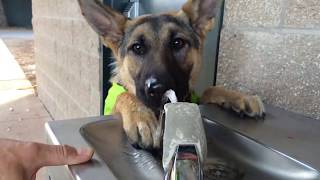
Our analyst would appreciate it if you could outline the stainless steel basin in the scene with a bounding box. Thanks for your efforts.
[45,104,320,180]
[203,119,320,180]
[80,117,320,180]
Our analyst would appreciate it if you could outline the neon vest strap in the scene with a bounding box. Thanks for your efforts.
[104,83,127,115]
[190,91,200,104]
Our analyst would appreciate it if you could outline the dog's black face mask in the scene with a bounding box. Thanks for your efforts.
[118,15,200,114]
[135,48,191,114]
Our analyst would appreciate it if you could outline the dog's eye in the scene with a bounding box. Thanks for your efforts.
[171,38,185,50]
[131,43,146,55]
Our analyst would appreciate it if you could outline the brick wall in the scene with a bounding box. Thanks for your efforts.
[217,0,320,119]
[32,0,102,119]
[0,0,7,26]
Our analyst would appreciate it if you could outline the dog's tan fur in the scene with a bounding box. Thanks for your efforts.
[78,0,265,149]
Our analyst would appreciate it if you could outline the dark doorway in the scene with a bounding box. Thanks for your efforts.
[101,0,129,114]
[2,0,32,28]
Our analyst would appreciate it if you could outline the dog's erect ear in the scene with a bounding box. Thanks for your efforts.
[182,0,217,37]
[78,0,127,47]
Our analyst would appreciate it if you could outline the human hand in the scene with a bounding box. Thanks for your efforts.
[0,138,94,180]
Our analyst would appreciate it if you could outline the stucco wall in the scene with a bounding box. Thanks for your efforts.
[217,0,320,119]
[32,0,102,119]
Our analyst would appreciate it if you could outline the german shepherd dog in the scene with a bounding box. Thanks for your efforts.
[78,0,265,149]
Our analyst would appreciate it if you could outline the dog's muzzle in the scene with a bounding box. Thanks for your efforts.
[145,77,167,100]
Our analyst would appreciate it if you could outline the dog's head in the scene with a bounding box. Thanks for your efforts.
[78,0,217,112]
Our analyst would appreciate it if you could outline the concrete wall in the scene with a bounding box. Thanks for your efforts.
[32,0,102,119]
[217,0,320,119]
[0,0,7,26]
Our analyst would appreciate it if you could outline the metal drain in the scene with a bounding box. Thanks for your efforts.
[203,158,244,180]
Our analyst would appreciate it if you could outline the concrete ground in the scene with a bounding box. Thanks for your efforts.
[0,28,52,180]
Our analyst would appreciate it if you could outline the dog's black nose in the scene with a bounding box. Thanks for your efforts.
[145,77,165,98]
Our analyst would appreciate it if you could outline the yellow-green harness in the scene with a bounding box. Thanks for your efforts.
[104,83,127,115]
[104,83,200,115]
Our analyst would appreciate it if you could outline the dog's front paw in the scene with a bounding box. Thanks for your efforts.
[201,86,265,119]
[122,107,160,149]
[242,95,265,119]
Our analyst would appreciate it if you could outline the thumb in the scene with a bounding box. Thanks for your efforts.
[37,144,94,166]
